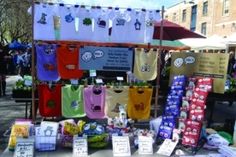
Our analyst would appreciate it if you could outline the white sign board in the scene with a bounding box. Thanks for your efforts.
[14,138,34,157]
[117,77,124,81]
[138,136,153,155]
[157,139,178,156]
[70,79,79,85]
[73,136,88,157]
[89,70,97,77]
[95,79,103,84]
[112,135,131,156]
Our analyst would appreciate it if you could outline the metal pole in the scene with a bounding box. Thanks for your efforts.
[154,6,164,117]
[31,0,36,122]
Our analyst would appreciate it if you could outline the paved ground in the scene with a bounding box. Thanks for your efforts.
[0,76,27,153]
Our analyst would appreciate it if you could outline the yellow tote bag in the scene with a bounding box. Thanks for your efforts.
[133,48,158,81]
[127,86,153,120]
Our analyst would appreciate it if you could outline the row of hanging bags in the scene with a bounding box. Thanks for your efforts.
[36,44,83,81]
[38,84,153,120]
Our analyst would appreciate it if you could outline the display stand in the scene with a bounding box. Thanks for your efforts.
[29,1,187,122]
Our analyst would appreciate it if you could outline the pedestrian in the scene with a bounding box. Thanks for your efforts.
[0,46,8,96]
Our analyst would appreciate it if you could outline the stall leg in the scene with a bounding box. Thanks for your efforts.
[207,101,215,127]
[25,102,28,119]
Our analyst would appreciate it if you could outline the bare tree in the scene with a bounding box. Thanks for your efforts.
[0,0,31,45]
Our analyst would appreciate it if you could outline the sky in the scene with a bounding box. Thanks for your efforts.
[57,0,182,9]
[162,0,182,8]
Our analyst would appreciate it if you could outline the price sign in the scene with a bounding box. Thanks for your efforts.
[138,136,153,155]
[116,77,124,81]
[70,79,79,85]
[14,138,34,157]
[95,79,103,84]
[73,136,88,157]
[112,135,131,156]
[157,139,178,156]
[89,70,97,77]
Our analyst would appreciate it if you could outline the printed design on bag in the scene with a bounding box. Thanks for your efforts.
[141,63,151,72]
[174,58,184,68]
[97,18,106,28]
[44,126,54,136]
[146,19,153,27]
[91,104,101,112]
[81,51,92,62]
[134,19,141,30]
[83,18,92,26]
[47,100,55,108]
[134,103,144,111]
[116,18,126,26]
[111,103,121,113]
[65,13,74,23]
[38,13,47,24]
[43,63,55,71]
[71,100,79,110]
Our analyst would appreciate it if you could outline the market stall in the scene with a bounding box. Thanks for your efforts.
[6,1,236,157]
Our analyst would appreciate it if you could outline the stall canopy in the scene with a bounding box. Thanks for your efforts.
[224,33,236,44]
[150,39,189,50]
[153,20,205,40]
[179,35,226,50]
[8,40,28,50]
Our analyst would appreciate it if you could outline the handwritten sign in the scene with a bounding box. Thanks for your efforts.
[138,136,153,155]
[14,138,34,157]
[73,136,88,157]
[70,79,79,85]
[117,77,124,81]
[80,46,133,71]
[157,139,178,156]
[170,52,229,93]
[112,135,131,156]
[96,79,103,84]
[89,70,97,77]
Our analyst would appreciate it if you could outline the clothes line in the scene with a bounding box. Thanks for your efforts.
[34,40,186,51]
[34,1,161,12]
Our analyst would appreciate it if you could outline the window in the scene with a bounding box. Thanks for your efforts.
[222,0,230,16]
[190,5,197,31]
[172,13,177,21]
[202,1,208,16]
[182,9,186,22]
[201,22,207,35]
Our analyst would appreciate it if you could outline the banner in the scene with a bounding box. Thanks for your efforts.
[79,46,133,71]
[170,52,229,93]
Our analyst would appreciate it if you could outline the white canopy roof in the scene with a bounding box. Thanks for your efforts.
[179,35,226,50]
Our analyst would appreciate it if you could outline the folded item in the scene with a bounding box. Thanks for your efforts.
[207,133,229,147]
[218,145,236,157]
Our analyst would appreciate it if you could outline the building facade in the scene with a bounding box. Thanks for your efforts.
[165,0,236,37]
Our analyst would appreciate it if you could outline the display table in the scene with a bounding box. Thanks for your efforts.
[1,146,220,157]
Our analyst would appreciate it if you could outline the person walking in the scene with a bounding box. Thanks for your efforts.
[0,46,8,96]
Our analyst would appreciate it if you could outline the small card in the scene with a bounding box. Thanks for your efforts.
[112,135,131,156]
[89,70,97,77]
[138,136,153,155]
[14,138,34,157]
[70,79,79,85]
[156,139,178,156]
[117,77,124,81]
[73,136,88,157]
[96,79,103,84]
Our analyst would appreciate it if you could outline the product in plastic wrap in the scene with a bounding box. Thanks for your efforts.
[8,124,29,150]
